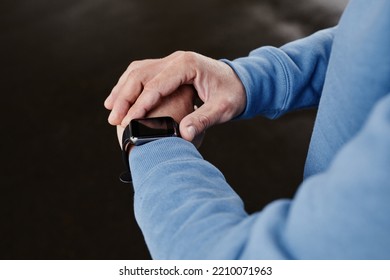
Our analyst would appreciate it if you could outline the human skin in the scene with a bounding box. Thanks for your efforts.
[105,51,246,142]
[116,85,203,149]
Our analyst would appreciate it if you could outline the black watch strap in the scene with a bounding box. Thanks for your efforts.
[119,125,132,184]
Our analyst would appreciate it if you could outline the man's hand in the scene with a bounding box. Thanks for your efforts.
[105,51,246,142]
[116,85,203,148]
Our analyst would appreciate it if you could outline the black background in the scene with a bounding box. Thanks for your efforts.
[1,0,346,259]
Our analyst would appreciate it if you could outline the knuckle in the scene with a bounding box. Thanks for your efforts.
[180,51,197,64]
[128,60,142,70]
[171,50,198,65]
[172,50,185,56]
[127,68,143,81]
[126,60,147,77]
[143,80,159,93]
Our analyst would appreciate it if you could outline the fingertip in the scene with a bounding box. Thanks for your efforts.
[108,111,119,126]
[179,120,196,141]
[107,118,116,126]
[185,125,196,141]
[104,97,113,110]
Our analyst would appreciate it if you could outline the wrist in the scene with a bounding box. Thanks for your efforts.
[118,116,181,184]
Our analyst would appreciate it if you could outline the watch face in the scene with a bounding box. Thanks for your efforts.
[130,117,176,138]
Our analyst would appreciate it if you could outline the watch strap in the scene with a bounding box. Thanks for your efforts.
[119,125,132,184]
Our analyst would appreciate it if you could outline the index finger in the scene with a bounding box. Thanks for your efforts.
[121,53,198,125]
[105,58,161,111]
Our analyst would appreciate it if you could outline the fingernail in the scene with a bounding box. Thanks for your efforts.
[187,125,196,140]
[104,96,112,108]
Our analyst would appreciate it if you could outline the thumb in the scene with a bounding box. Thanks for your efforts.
[179,103,218,141]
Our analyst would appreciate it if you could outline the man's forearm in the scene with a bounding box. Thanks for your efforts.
[130,138,251,259]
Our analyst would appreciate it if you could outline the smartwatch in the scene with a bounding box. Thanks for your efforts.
[119,116,181,184]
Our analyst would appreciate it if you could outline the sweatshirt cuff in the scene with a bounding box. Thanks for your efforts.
[129,137,202,187]
[221,47,289,120]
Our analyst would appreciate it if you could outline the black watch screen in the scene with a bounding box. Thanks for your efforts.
[131,117,176,138]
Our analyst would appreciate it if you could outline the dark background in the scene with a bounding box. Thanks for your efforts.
[1,0,347,259]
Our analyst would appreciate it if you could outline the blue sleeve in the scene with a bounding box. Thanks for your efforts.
[222,27,336,119]
[130,94,390,259]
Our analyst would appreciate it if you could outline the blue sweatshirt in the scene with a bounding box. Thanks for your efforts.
[130,0,390,259]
